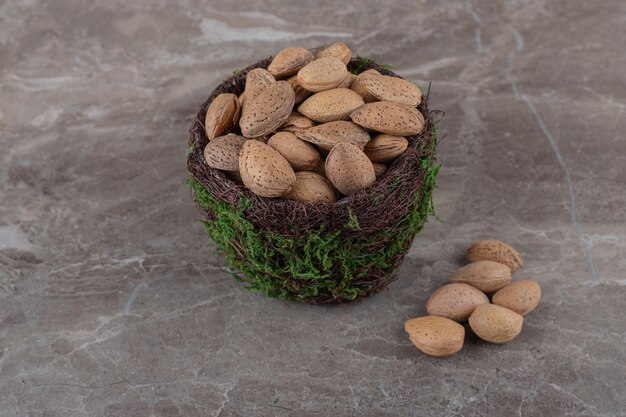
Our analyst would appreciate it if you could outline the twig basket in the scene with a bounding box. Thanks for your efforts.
[187,55,440,304]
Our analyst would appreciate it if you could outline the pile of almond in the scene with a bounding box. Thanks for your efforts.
[405,240,542,357]
[202,42,425,202]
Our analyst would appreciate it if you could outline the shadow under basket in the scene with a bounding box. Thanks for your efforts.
[187,56,440,304]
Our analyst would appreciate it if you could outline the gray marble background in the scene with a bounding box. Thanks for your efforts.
[1,0,625,416]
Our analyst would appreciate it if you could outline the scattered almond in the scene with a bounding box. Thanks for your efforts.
[357,72,422,106]
[492,280,541,316]
[372,162,387,178]
[268,47,314,78]
[351,69,381,101]
[298,88,365,123]
[295,121,370,151]
[203,134,247,171]
[317,42,352,65]
[297,57,348,92]
[325,143,375,196]
[242,68,275,113]
[468,240,524,272]
[426,283,490,322]
[204,93,241,140]
[449,261,512,293]
[280,112,315,133]
[350,101,425,136]
[404,316,465,357]
[268,131,321,171]
[239,140,296,197]
[284,171,336,203]
[337,72,356,89]
[239,81,295,138]
[469,304,524,344]
[287,75,312,105]
[364,134,409,163]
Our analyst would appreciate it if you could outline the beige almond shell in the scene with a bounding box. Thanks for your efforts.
[337,72,356,89]
[468,240,524,272]
[469,304,524,344]
[325,143,376,196]
[364,134,409,163]
[242,68,276,113]
[239,81,295,138]
[203,134,247,171]
[351,69,381,101]
[350,101,425,136]
[204,93,241,140]
[295,121,370,151]
[284,171,336,203]
[287,75,313,105]
[267,131,321,171]
[357,72,422,106]
[297,57,348,92]
[404,316,465,357]
[280,112,315,133]
[449,260,512,293]
[492,280,541,316]
[239,140,296,197]
[317,42,352,65]
[298,88,365,123]
[267,47,314,78]
[372,162,387,178]
[426,283,490,322]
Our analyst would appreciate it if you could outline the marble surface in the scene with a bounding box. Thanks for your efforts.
[1,0,625,415]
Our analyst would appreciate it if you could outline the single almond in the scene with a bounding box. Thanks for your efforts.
[203,134,247,171]
[449,261,512,293]
[364,134,408,163]
[468,240,524,272]
[284,171,336,203]
[350,101,425,136]
[267,47,314,78]
[239,140,296,197]
[337,72,356,88]
[204,93,241,140]
[351,69,381,101]
[242,68,276,114]
[469,304,524,344]
[357,72,422,106]
[372,162,387,178]
[295,121,370,151]
[317,42,352,65]
[325,143,376,196]
[404,316,465,357]
[298,88,365,123]
[239,81,295,138]
[297,57,348,92]
[267,131,321,171]
[287,75,313,105]
[280,112,315,133]
[426,283,490,322]
[492,280,541,316]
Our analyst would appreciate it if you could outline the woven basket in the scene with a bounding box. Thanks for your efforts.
[187,54,440,304]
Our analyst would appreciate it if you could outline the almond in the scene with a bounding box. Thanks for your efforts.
[357,72,422,106]
[404,316,465,357]
[468,240,524,272]
[492,280,541,316]
[239,140,296,197]
[295,121,370,151]
[267,47,314,78]
[325,143,375,196]
[317,42,352,65]
[449,261,512,293]
[426,283,490,322]
[337,72,356,89]
[242,68,275,113]
[287,75,312,105]
[204,93,241,140]
[203,134,247,171]
[364,134,408,163]
[267,131,320,171]
[469,304,523,344]
[297,57,348,93]
[372,162,387,178]
[280,112,315,133]
[351,69,381,101]
[239,81,295,138]
[298,88,365,123]
[350,101,425,136]
[284,171,336,203]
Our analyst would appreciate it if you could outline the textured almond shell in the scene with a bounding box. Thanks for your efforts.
[267,47,314,78]
[372,162,387,179]
[203,134,247,171]
[239,140,296,197]
[337,72,356,89]
[280,112,315,133]
[317,42,352,65]
[267,131,320,171]
[242,68,276,113]
[492,280,541,316]
[426,283,490,322]
[297,57,348,92]
[204,93,241,140]
[284,171,336,203]
[351,69,381,101]
[325,143,376,196]
[287,75,313,105]
[239,81,295,138]
[298,88,365,123]
[404,316,465,357]
[468,240,524,272]
[449,260,512,293]
[364,134,408,163]
[469,304,524,344]
[350,101,425,136]
[357,73,422,106]
[295,121,370,151]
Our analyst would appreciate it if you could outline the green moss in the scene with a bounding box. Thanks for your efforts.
[350,56,373,74]
[188,128,439,302]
